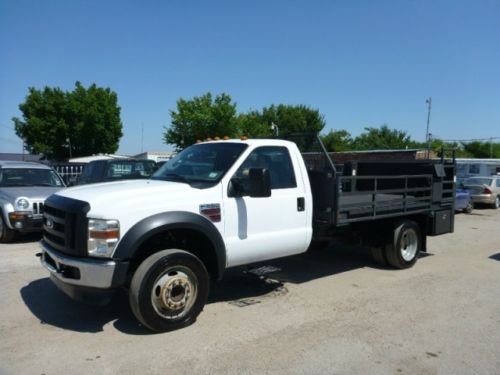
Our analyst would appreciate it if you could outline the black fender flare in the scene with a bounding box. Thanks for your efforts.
[113,211,227,279]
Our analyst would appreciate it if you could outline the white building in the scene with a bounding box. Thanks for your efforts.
[68,154,131,163]
[456,158,500,182]
[133,151,175,163]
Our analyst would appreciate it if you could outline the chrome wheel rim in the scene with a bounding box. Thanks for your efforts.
[400,228,418,262]
[496,197,499,208]
[151,266,198,320]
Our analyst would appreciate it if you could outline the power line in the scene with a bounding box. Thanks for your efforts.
[440,136,500,143]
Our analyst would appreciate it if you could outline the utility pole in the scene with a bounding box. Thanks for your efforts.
[490,137,493,158]
[270,122,279,137]
[425,97,432,158]
[67,137,72,159]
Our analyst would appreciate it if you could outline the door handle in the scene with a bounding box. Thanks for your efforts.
[297,197,305,212]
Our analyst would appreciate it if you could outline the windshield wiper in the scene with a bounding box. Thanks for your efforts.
[162,173,192,184]
[2,183,34,187]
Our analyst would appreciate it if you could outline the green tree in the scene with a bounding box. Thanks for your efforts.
[353,125,415,150]
[461,141,500,158]
[13,81,122,161]
[320,130,353,152]
[258,104,325,136]
[164,93,238,150]
[236,110,271,138]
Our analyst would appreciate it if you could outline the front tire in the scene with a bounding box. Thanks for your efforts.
[464,200,473,214]
[492,196,500,209]
[384,220,421,269]
[0,213,15,243]
[129,249,209,332]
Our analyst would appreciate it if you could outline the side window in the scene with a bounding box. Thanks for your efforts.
[496,179,500,188]
[79,164,93,182]
[233,146,297,190]
[469,164,480,174]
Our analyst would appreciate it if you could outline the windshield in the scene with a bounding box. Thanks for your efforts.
[465,178,492,186]
[152,143,248,186]
[0,168,64,187]
[104,160,157,180]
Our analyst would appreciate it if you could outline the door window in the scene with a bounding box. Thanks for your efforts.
[233,146,297,190]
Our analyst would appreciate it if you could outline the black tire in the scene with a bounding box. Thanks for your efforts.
[370,245,388,266]
[464,200,473,214]
[0,213,15,243]
[129,249,209,332]
[384,220,421,269]
[307,239,331,251]
[492,196,500,209]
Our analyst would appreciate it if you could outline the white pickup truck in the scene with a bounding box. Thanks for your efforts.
[39,135,455,332]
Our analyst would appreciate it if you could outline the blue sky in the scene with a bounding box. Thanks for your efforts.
[1,0,499,155]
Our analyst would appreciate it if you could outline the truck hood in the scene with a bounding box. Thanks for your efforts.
[57,179,196,206]
[1,186,63,202]
[53,179,220,224]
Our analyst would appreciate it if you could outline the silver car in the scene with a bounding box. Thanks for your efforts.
[463,176,500,209]
[0,161,65,242]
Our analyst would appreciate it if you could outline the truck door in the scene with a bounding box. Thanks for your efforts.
[223,146,311,267]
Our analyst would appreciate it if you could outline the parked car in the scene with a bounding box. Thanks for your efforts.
[76,159,157,185]
[0,161,65,242]
[462,176,500,209]
[455,188,473,213]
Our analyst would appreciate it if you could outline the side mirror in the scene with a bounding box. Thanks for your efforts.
[248,168,271,198]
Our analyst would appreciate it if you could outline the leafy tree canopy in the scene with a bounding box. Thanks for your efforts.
[461,141,500,158]
[321,130,353,152]
[256,104,326,136]
[164,93,238,150]
[13,81,122,161]
[163,92,500,158]
[352,125,416,150]
[164,93,326,150]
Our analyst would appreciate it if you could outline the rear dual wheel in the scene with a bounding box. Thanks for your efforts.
[371,220,421,269]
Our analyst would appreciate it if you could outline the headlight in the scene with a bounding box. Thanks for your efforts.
[87,219,120,258]
[16,198,30,210]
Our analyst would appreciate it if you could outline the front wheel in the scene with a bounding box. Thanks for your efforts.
[464,200,473,214]
[129,249,209,332]
[384,220,421,269]
[492,196,500,209]
[0,214,15,243]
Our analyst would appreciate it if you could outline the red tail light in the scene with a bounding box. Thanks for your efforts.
[483,187,492,194]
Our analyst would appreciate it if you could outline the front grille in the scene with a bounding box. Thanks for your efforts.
[42,195,90,257]
[32,201,44,216]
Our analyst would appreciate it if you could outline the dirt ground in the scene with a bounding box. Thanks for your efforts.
[1,209,499,375]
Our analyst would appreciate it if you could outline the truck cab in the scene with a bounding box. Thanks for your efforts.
[40,139,312,331]
[39,136,455,332]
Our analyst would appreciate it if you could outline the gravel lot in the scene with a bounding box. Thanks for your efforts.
[1,209,500,375]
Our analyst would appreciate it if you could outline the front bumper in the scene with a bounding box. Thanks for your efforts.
[8,213,44,233]
[39,241,129,304]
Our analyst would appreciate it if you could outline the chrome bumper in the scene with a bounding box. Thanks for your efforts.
[39,241,117,289]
